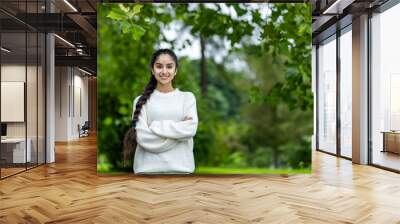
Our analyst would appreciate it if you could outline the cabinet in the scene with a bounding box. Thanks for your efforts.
[382,132,400,154]
[0,138,32,164]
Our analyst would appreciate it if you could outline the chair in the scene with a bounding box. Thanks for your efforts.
[79,121,90,138]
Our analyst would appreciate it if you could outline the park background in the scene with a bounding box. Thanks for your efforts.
[97,3,313,174]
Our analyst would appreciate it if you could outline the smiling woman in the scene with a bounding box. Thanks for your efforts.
[123,49,199,174]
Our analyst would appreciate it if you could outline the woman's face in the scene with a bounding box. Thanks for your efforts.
[152,54,177,85]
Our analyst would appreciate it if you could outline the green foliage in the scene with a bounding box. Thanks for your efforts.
[250,3,313,111]
[98,4,170,170]
[281,135,312,169]
[195,166,311,174]
[98,3,313,173]
[107,4,146,40]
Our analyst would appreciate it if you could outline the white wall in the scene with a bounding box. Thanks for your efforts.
[55,66,69,141]
[1,82,25,122]
[1,63,46,164]
[72,72,89,137]
[55,67,89,141]
[1,65,26,139]
[1,65,40,136]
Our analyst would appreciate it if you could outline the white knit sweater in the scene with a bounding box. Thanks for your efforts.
[132,88,198,174]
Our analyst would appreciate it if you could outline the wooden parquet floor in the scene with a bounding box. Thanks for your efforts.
[1,135,400,223]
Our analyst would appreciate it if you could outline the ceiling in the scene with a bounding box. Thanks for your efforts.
[312,0,390,44]
[0,0,97,74]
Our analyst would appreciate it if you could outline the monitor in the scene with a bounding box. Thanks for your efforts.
[1,123,7,137]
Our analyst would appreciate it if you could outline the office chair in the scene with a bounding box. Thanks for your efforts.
[79,121,90,138]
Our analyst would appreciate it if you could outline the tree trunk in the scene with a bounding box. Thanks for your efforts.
[200,34,207,96]
[272,148,279,168]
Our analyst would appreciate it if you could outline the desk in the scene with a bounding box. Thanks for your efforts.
[381,131,400,154]
[1,138,31,163]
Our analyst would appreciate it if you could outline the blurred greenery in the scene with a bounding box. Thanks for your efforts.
[97,3,312,174]
[195,167,311,174]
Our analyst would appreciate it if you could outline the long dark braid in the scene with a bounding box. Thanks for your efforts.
[123,49,179,162]
[123,75,157,161]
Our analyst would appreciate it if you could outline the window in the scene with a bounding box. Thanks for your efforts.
[317,35,337,154]
[339,27,352,158]
[371,3,400,171]
[0,1,46,179]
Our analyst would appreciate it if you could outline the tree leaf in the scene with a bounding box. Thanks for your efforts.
[119,4,129,13]
[133,4,143,14]
[121,22,131,34]
[131,24,146,40]
[107,10,126,20]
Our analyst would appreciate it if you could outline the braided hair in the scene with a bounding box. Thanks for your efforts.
[123,49,179,162]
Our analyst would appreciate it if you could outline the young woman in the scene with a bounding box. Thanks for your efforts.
[123,49,198,174]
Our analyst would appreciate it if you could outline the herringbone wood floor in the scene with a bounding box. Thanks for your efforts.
[1,135,400,224]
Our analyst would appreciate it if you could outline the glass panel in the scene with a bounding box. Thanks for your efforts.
[318,36,337,154]
[1,30,27,177]
[340,29,352,158]
[0,0,46,178]
[27,31,38,169]
[38,32,45,165]
[371,4,400,171]
[26,0,39,169]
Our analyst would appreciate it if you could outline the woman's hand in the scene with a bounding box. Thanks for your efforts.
[183,116,192,121]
